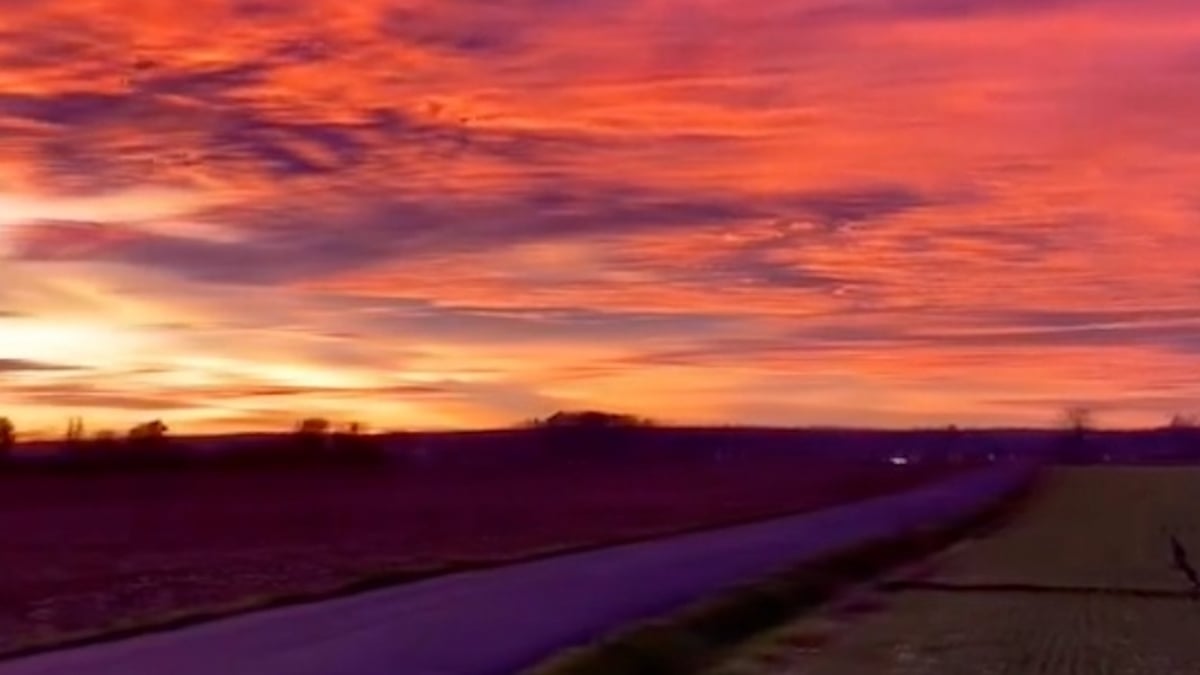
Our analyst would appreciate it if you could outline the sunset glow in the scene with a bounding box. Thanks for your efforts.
[3,0,1200,435]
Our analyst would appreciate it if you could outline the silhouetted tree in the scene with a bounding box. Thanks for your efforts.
[330,421,386,464]
[297,417,331,435]
[65,417,85,445]
[1064,407,1093,437]
[1059,406,1094,462]
[540,410,651,429]
[536,410,652,456]
[295,417,332,452]
[1170,413,1198,429]
[331,421,364,448]
[1167,413,1200,455]
[128,419,168,445]
[0,417,14,456]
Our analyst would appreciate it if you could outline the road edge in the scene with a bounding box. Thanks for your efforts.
[523,465,1040,675]
[0,466,965,662]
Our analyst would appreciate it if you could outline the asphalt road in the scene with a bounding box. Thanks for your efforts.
[0,464,1030,675]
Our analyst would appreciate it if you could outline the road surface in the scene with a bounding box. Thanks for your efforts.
[0,464,1030,675]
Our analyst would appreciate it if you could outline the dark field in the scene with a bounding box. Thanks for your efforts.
[0,431,965,653]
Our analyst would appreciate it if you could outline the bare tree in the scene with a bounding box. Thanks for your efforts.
[0,417,14,455]
[1168,413,1200,450]
[65,417,85,444]
[1170,413,1198,429]
[1064,407,1093,436]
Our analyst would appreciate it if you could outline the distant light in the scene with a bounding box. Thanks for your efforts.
[890,456,910,466]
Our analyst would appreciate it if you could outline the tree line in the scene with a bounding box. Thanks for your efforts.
[0,415,380,470]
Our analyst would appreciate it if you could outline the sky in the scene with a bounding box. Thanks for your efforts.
[3,0,1200,436]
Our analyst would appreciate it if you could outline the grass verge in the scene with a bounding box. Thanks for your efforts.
[523,469,1038,675]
